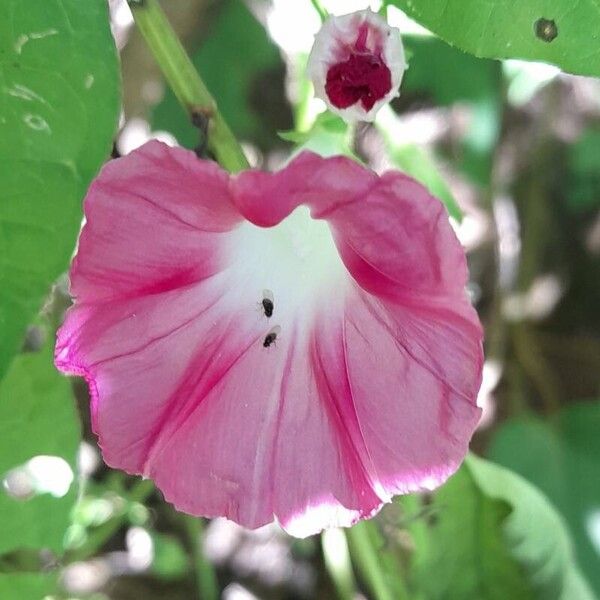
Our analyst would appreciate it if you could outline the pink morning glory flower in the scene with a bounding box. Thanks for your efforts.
[55,141,482,537]
[307,9,406,122]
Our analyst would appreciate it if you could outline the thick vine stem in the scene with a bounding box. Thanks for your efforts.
[127,0,249,173]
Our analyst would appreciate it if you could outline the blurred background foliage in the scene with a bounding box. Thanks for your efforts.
[0,0,599,598]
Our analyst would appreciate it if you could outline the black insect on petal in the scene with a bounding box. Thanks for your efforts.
[263,326,281,348]
[261,289,274,318]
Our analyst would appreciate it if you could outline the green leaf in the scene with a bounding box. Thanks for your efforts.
[152,0,288,150]
[415,459,532,600]
[414,455,594,599]
[0,573,58,600]
[466,456,593,600]
[0,0,120,379]
[0,342,80,555]
[390,0,600,77]
[489,402,600,595]
[280,112,359,160]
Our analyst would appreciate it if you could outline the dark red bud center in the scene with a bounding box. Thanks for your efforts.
[325,52,392,112]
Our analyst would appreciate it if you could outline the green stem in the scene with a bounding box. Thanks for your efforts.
[310,0,329,21]
[184,517,219,600]
[127,0,248,173]
[294,61,315,132]
[321,529,357,600]
[346,521,409,600]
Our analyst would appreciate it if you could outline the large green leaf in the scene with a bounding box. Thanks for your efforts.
[391,0,600,77]
[152,0,288,150]
[415,458,532,600]
[414,455,594,599]
[0,342,80,555]
[489,402,600,595]
[0,573,57,600]
[0,0,120,378]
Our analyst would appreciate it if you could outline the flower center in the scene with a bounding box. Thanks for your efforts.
[325,52,392,111]
[229,206,346,324]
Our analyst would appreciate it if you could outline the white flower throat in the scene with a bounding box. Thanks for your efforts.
[228,205,348,336]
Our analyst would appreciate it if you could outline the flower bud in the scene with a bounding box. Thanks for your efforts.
[307,9,406,122]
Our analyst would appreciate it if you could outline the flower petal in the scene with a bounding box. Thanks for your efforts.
[234,152,473,300]
[57,142,482,537]
[70,140,239,303]
[145,318,384,535]
[327,288,482,497]
[235,150,483,513]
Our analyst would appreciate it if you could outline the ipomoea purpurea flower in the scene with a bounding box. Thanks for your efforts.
[55,141,483,537]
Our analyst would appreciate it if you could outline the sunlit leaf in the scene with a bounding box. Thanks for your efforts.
[0,0,120,379]
[390,0,600,77]
[489,402,600,595]
[413,455,594,599]
[0,342,80,554]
